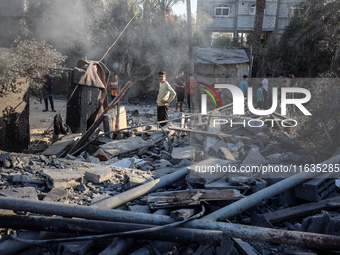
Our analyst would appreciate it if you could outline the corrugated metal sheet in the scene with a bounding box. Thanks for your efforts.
[194,47,249,65]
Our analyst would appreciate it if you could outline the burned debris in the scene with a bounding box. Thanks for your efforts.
[0,82,340,255]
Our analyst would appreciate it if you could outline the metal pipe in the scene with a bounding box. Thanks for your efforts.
[1,155,340,250]
[202,154,340,222]
[0,231,52,255]
[0,196,173,225]
[1,196,340,250]
[92,167,188,209]
[99,238,134,255]
[99,209,170,255]
[0,215,223,246]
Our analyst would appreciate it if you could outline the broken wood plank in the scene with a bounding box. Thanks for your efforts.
[148,189,243,209]
[170,208,198,220]
[232,238,258,255]
[168,127,251,140]
[204,179,250,190]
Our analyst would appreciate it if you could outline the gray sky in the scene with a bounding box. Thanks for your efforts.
[172,0,197,16]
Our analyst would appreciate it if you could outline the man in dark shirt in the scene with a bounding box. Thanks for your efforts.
[185,74,197,112]
[174,71,185,112]
[43,71,56,112]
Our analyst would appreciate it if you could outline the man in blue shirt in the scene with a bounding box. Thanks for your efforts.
[239,75,248,96]
[257,83,264,109]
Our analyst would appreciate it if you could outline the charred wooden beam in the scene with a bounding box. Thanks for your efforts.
[168,126,251,140]
[92,167,188,209]
[148,189,243,209]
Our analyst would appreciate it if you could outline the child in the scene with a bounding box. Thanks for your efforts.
[257,83,264,109]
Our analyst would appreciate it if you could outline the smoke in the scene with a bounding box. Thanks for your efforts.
[1,0,194,99]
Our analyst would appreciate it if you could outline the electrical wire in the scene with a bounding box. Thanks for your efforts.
[99,0,147,62]
[10,204,205,245]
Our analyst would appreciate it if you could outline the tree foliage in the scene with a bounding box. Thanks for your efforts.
[2,0,191,100]
[266,0,340,77]
[153,0,184,12]
[0,38,67,99]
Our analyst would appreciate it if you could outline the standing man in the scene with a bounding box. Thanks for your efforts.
[257,83,264,110]
[239,75,248,96]
[156,71,176,127]
[174,70,185,112]
[107,74,119,102]
[261,73,271,109]
[42,71,56,112]
[185,74,197,112]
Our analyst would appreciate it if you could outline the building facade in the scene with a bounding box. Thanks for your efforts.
[197,0,306,41]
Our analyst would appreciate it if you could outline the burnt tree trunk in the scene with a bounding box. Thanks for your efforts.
[251,0,266,77]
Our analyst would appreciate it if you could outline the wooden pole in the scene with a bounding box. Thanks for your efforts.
[186,0,194,75]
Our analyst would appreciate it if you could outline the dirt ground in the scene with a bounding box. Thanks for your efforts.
[29,95,67,145]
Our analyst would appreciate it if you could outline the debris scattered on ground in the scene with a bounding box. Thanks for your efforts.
[1,99,340,255]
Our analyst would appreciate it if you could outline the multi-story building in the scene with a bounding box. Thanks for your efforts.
[197,0,306,42]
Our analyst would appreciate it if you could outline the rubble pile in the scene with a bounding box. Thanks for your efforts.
[0,102,340,255]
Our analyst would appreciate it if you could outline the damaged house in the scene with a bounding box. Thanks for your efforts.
[194,47,249,80]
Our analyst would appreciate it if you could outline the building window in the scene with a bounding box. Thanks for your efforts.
[249,4,256,15]
[214,4,230,17]
[289,5,304,18]
[250,4,267,15]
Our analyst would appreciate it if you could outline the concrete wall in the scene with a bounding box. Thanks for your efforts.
[195,62,249,79]
[198,0,305,35]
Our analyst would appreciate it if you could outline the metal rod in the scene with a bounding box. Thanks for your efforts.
[202,154,340,222]
[91,167,188,209]
[1,156,340,250]
[0,231,52,255]
[1,195,340,250]
[0,215,222,246]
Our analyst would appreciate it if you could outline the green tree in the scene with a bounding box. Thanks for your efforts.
[266,0,340,77]
[0,38,66,99]
[153,0,184,13]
